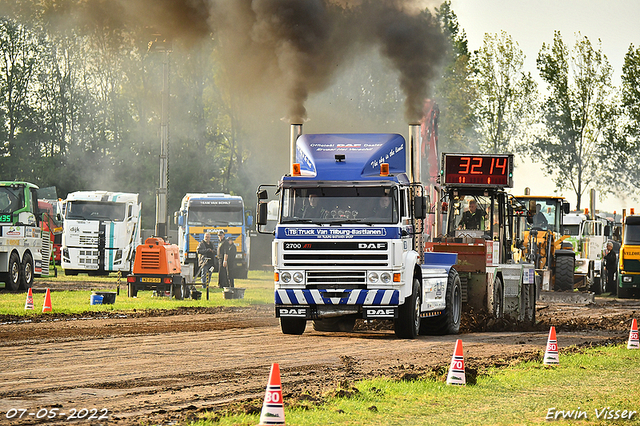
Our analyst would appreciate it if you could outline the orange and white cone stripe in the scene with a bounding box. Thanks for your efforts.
[628,319,639,350]
[258,363,285,425]
[446,339,465,386]
[42,288,52,313]
[24,288,34,310]
[544,326,559,366]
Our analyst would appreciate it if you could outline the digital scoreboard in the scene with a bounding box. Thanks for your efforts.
[441,153,514,187]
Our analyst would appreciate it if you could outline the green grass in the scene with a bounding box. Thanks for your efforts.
[0,270,274,316]
[200,345,640,426]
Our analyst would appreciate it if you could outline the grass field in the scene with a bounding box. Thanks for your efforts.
[0,270,275,316]
[200,344,640,426]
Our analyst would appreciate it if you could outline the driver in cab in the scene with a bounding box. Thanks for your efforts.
[532,203,549,229]
[458,198,486,230]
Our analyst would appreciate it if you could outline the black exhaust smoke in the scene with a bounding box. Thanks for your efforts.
[15,0,446,123]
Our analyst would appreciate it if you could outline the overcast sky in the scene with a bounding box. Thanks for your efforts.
[449,0,640,214]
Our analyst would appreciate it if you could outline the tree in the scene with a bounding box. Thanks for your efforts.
[471,30,537,154]
[534,31,618,209]
[433,1,477,153]
[615,44,640,194]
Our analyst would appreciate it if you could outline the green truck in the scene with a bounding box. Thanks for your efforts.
[0,181,53,291]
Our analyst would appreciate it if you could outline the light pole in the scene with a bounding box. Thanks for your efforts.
[149,35,171,240]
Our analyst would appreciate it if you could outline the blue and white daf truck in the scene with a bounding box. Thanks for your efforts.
[256,125,461,339]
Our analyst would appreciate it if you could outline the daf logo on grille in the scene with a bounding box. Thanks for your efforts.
[358,243,386,249]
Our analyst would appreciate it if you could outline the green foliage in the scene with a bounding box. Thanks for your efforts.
[471,31,538,154]
[433,1,478,153]
[534,31,620,209]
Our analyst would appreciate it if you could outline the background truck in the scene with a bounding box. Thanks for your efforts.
[175,193,251,281]
[257,124,461,339]
[617,210,640,298]
[61,191,141,275]
[427,154,537,324]
[0,181,52,291]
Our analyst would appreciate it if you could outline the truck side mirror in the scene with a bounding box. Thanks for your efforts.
[414,196,427,220]
[257,202,268,226]
[563,202,570,214]
[246,213,253,228]
[258,190,268,200]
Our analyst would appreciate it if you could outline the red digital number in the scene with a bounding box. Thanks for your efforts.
[470,157,483,174]
[458,157,470,174]
[490,157,507,175]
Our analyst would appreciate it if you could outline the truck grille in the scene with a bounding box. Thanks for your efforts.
[306,271,367,288]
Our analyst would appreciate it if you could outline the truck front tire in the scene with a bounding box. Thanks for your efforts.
[420,268,462,335]
[280,317,306,335]
[394,278,421,339]
[3,252,21,291]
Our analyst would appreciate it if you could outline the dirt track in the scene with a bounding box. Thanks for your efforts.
[0,290,638,425]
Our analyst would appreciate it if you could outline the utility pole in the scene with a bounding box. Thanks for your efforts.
[149,35,172,240]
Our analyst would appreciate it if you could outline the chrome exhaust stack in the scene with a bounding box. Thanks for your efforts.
[408,123,421,183]
[290,123,303,173]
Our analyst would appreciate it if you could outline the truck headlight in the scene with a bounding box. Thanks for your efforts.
[187,252,196,259]
[281,272,291,283]
[380,272,391,283]
[623,276,633,283]
[368,272,379,283]
[293,272,304,283]
[235,253,243,259]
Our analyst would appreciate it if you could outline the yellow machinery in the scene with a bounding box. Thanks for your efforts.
[512,195,575,291]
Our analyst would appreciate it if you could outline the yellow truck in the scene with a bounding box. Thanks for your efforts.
[618,211,640,298]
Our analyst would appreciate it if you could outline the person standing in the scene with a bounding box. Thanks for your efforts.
[197,232,216,286]
[604,241,618,295]
[217,230,236,288]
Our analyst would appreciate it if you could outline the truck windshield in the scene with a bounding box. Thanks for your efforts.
[0,187,25,214]
[624,217,640,244]
[563,224,580,236]
[280,186,398,224]
[187,206,244,226]
[66,201,126,221]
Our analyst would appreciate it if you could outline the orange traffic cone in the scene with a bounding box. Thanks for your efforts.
[24,288,34,310]
[446,339,465,386]
[628,319,639,350]
[42,288,52,313]
[257,363,285,425]
[543,326,559,366]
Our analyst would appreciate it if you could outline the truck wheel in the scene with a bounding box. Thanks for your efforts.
[394,278,421,339]
[617,286,631,299]
[590,276,602,295]
[64,269,79,276]
[280,317,306,335]
[312,316,356,332]
[493,276,504,319]
[420,268,462,335]
[555,255,574,291]
[4,252,21,291]
[20,252,34,291]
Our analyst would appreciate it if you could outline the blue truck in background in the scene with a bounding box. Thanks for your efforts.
[256,124,461,339]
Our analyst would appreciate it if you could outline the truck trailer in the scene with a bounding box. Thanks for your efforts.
[61,191,141,275]
[257,124,461,339]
